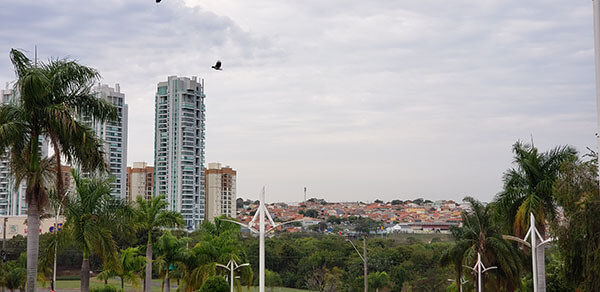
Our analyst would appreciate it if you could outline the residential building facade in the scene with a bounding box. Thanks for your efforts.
[126,162,154,202]
[205,163,237,222]
[0,85,48,215]
[85,84,129,199]
[153,76,206,229]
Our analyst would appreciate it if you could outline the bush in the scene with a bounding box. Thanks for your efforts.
[90,285,119,292]
[199,276,228,292]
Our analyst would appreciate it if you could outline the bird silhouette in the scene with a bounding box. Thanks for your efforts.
[212,60,222,70]
[156,0,161,3]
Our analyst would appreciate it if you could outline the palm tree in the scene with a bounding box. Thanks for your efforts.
[1,49,117,292]
[496,141,576,237]
[1,253,27,292]
[98,247,146,291]
[63,171,131,292]
[440,238,471,292]
[177,218,250,292]
[155,231,187,292]
[133,195,184,292]
[495,141,576,288]
[443,197,523,292]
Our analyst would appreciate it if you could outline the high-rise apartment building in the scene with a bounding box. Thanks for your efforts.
[0,85,48,215]
[126,162,154,202]
[154,76,206,229]
[205,163,237,222]
[85,84,128,199]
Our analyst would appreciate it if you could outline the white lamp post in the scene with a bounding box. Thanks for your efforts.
[593,0,600,191]
[216,259,250,292]
[502,213,554,292]
[222,187,304,292]
[463,253,496,292]
[523,213,554,292]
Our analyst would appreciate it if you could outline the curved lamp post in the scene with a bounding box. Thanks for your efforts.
[216,259,250,292]
[221,187,304,292]
[502,213,554,292]
[463,253,496,292]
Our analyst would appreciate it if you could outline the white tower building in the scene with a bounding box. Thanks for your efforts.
[153,76,206,229]
[87,83,129,199]
[0,84,48,215]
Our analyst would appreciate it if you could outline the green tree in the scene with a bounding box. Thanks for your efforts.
[495,141,576,289]
[552,152,600,290]
[155,231,187,292]
[133,194,184,292]
[445,197,523,291]
[496,141,576,236]
[369,271,390,292]
[63,172,131,292]
[1,253,27,292]
[265,269,282,291]
[389,265,409,292]
[178,217,250,292]
[1,49,117,292]
[304,209,319,218]
[98,247,145,291]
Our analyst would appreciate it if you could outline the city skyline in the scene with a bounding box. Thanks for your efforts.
[0,0,597,203]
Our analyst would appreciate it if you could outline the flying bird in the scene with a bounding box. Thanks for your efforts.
[212,60,222,70]
[156,0,162,3]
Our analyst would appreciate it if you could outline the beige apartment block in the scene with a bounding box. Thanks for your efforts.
[205,163,236,222]
[126,162,154,202]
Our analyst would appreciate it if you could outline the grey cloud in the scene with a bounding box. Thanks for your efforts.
[0,0,596,203]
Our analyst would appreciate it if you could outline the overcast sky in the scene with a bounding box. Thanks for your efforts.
[0,0,596,203]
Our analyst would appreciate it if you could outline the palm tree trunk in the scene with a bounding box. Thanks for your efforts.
[164,274,170,292]
[121,277,124,291]
[50,137,64,197]
[25,200,40,292]
[81,257,90,292]
[145,241,152,292]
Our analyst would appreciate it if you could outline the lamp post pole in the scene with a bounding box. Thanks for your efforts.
[593,0,600,191]
[463,253,496,292]
[346,238,368,292]
[52,193,68,291]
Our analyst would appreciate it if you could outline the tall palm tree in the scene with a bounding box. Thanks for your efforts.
[495,141,576,288]
[133,195,184,292]
[155,231,187,292]
[443,197,523,292]
[63,171,131,292]
[496,141,576,237]
[1,49,117,292]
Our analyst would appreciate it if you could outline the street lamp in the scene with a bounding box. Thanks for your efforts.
[463,253,496,292]
[221,187,304,292]
[216,259,250,292]
[502,213,554,292]
[346,238,367,292]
